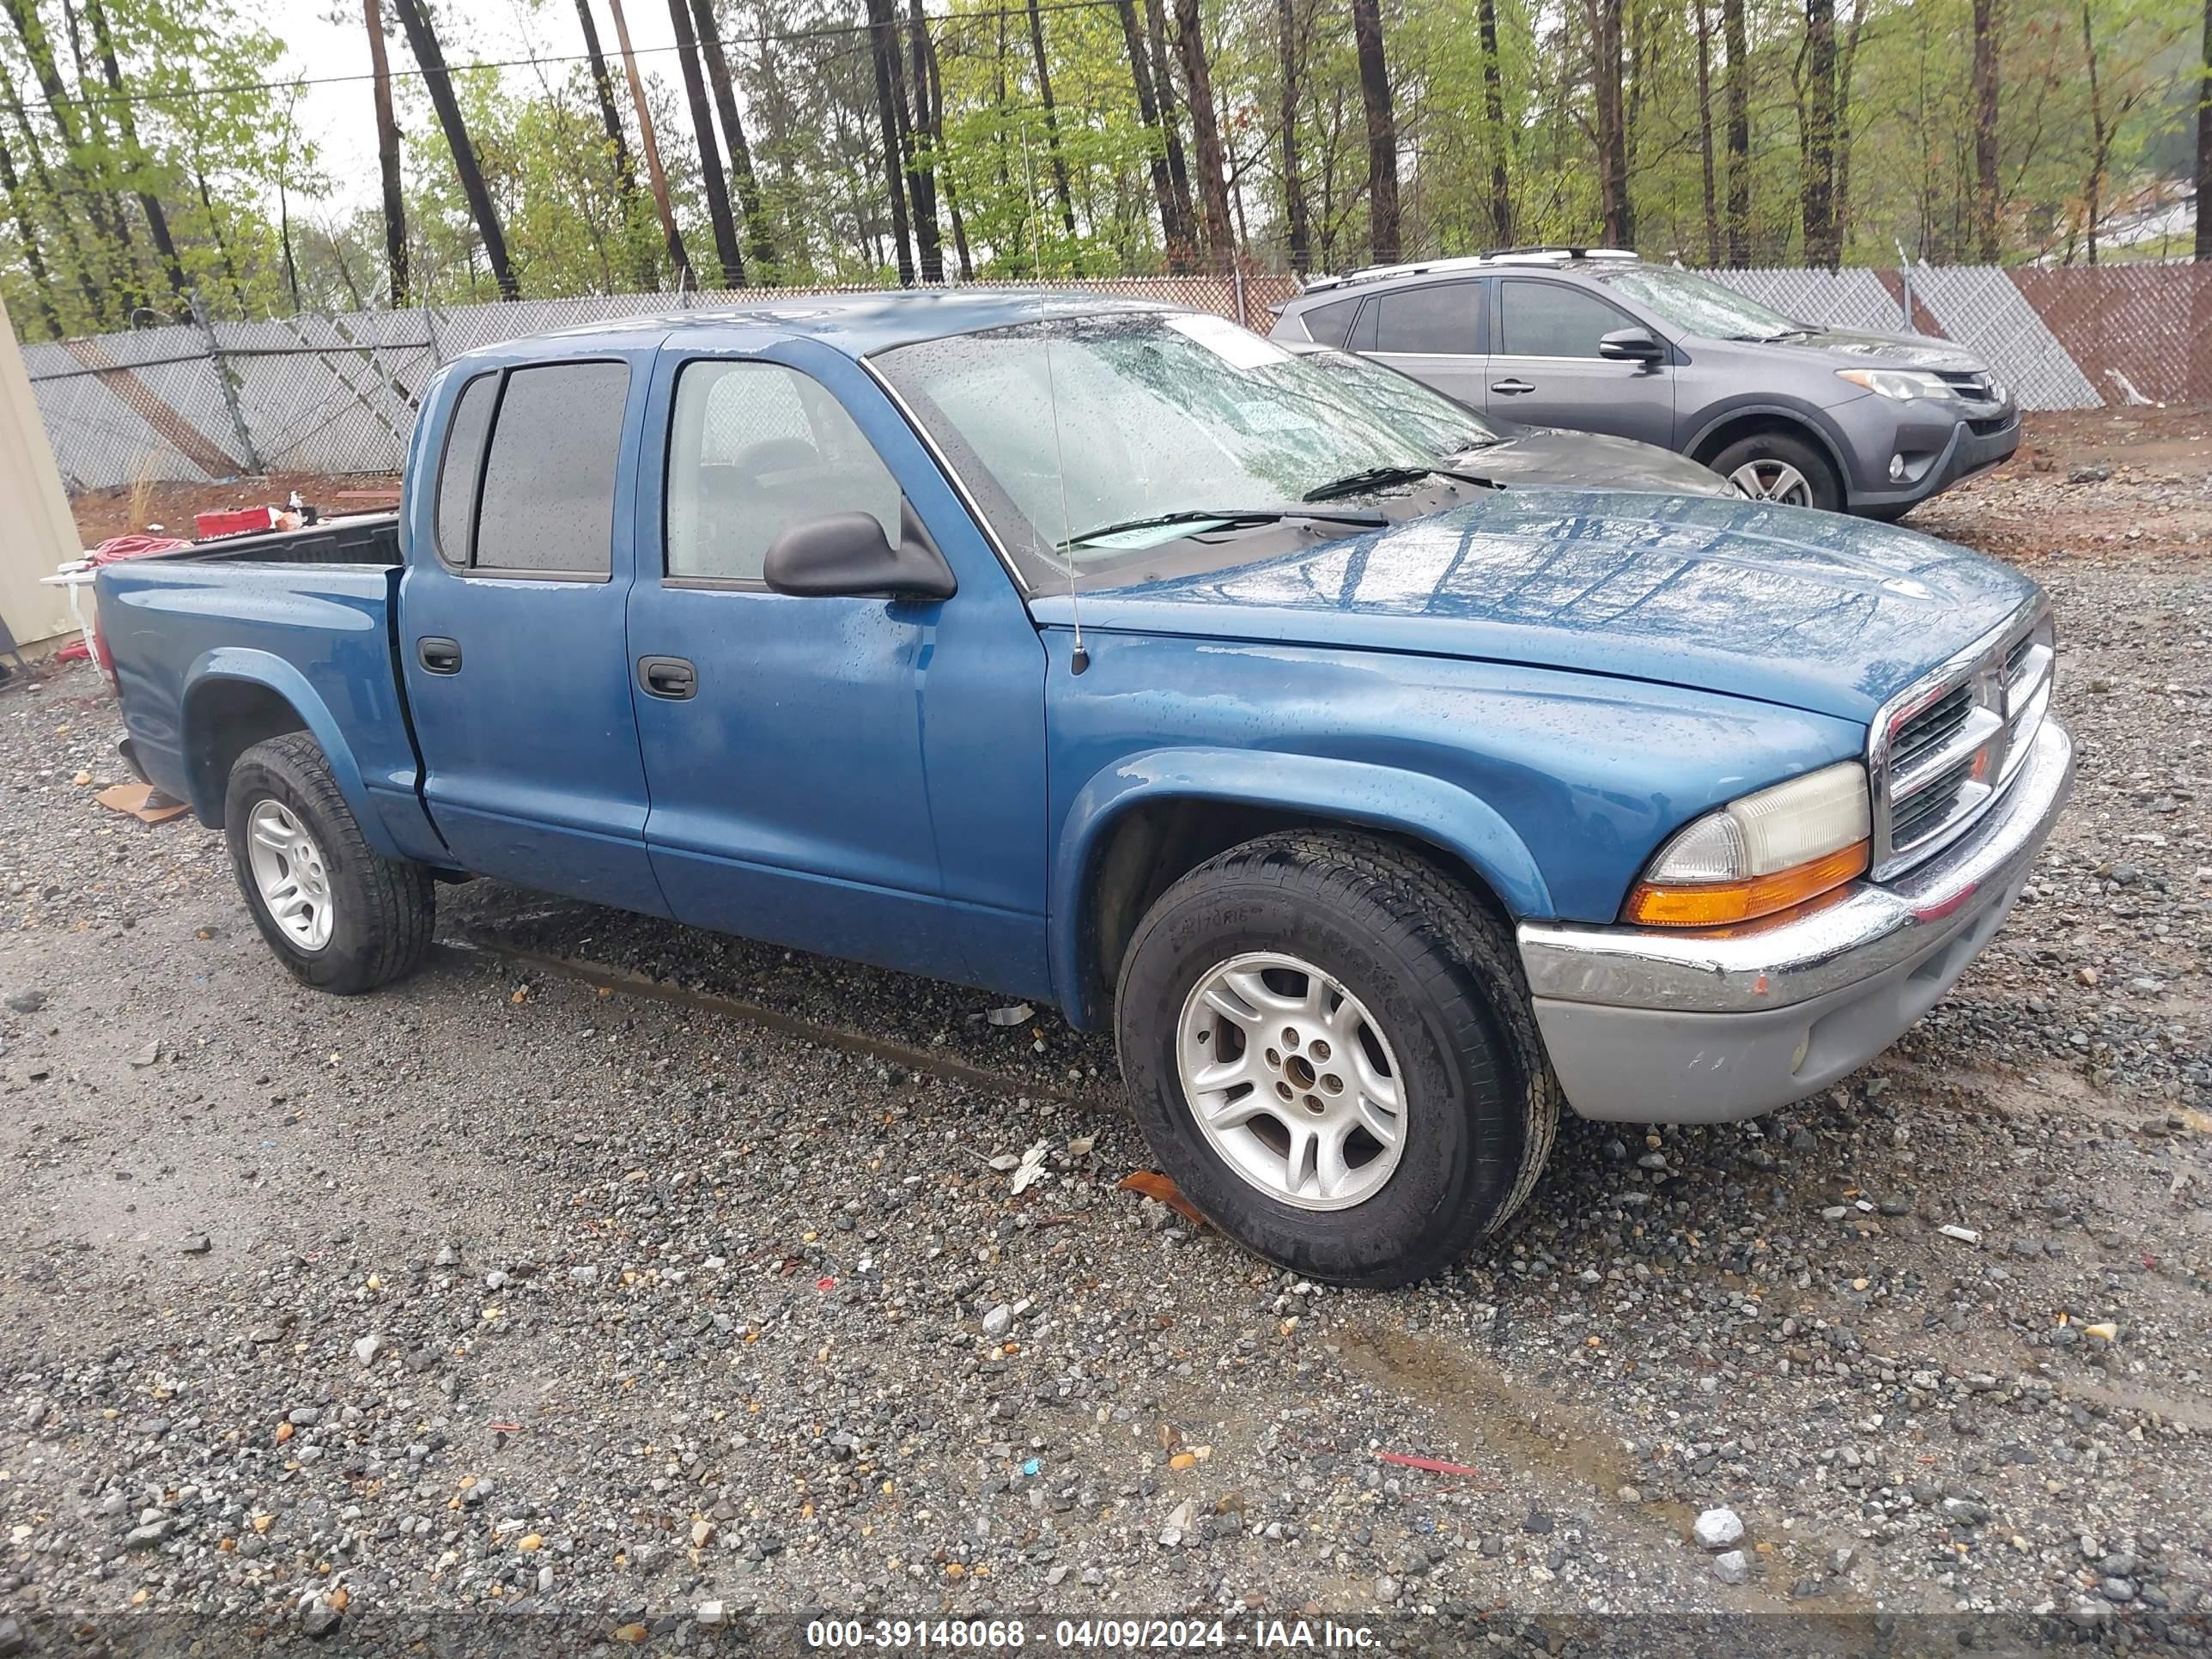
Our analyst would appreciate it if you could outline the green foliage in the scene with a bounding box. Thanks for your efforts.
[3,0,2203,341]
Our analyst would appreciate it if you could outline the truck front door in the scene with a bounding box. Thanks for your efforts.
[398,350,670,915]
[625,337,1051,995]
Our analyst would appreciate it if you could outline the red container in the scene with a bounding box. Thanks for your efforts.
[194,505,279,540]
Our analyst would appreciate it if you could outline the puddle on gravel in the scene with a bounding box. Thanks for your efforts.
[1339,1324,1693,1534]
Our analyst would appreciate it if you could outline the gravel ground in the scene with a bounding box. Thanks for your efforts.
[3,418,2209,1652]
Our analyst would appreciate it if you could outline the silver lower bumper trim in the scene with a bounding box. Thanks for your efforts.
[1516,719,2073,1018]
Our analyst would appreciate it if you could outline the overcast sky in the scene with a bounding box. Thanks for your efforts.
[268,0,693,220]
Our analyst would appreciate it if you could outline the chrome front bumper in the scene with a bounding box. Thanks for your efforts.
[1516,719,2074,1123]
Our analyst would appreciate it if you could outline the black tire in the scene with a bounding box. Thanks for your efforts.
[1708,429,1844,512]
[223,732,434,994]
[1115,831,1560,1288]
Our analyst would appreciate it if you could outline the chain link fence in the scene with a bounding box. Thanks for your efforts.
[21,264,2197,492]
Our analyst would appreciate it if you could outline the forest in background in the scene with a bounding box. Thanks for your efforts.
[0,0,2204,340]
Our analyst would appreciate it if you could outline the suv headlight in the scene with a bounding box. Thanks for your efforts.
[1626,762,1871,926]
[1836,368,1955,401]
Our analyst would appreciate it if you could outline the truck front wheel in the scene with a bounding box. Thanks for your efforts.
[223,732,434,994]
[1115,831,1559,1288]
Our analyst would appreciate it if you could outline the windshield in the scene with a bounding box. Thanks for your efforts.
[873,311,1497,584]
[1596,266,1802,340]
[1289,348,1504,451]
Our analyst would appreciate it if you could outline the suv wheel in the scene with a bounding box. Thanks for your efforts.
[1711,431,1842,511]
[1115,831,1559,1288]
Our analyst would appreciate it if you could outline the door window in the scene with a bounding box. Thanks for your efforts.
[665,361,902,584]
[1498,281,1637,359]
[471,361,630,577]
[1371,282,1480,355]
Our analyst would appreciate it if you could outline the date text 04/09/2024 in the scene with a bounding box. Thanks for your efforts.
[802,1619,1381,1650]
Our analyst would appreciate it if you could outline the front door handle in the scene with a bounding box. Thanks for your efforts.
[639,655,697,700]
[1490,378,1536,395]
[417,636,462,674]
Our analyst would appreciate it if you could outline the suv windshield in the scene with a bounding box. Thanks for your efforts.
[1596,266,1803,341]
[873,311,1497,585]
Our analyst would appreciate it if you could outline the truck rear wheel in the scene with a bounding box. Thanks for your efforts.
[1114,831,1559,1288]
[223,732,434,994]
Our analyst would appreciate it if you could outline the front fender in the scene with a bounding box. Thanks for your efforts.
[1049,747,1551,1027]
[181,648,396,859]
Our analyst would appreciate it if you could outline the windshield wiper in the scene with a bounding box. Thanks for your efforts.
[1057,506,1386,550]
[1303,465,1494,502]
[1727,327,1816,343]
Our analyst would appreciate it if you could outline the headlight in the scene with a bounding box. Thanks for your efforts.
[1626,762,1871,927]
[1835,368,1955,401]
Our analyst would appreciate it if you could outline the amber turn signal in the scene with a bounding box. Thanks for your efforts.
[1625,840,1869,927]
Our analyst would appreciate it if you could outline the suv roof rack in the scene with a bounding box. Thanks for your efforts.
[1297,246,1638,295]
[1476,245,1638,263]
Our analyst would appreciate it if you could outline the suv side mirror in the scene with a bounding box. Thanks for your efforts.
[762,503,957,601]
[1598,326,1664,363]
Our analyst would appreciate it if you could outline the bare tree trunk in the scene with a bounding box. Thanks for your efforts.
[2079,0,2104,264]
[85,0,188,310]
[691,0,775,273]
[2197,0,2212,258]
[1971,0,2000,261]
[1025,0,1079,237]
[667,0,744,284]
[0,122,60,334]
[902,0,944,280]
[1626,0,1646,241]
[1116,0,1188,266]
[1723,0,1750,265]
[924,30,973,278]
[1586,0,1628,246]
[390,0,520,298]
[865,0,915,283]
[1833,0,1863,254]
[1348,0,1397,263]
[1276,0,1310,272]
[1802,0,1836,264]
[605,0,692,289]
[1174,0,1235,260]
[1145,0,1197,248]
[1479,0,1510,244]
[574,0,656,289]
[1695,0,1720,264]
[362,0,410,305]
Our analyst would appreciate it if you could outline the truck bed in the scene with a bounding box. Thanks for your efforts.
[154,513,401,568]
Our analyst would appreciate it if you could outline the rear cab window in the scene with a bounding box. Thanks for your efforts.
[435,360,632,580]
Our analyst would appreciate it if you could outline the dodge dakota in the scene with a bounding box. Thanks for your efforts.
[96,293,2072,1287]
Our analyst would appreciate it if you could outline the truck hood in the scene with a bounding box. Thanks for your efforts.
[1037,490,2037,724]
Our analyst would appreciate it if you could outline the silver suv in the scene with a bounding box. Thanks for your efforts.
[1268,248,2021,517]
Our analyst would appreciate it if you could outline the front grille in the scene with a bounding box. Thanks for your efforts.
[1892,683,1972,776]
[1870,605,2053,878]
[1936,368,1997,404]
[1892,757,1972,844]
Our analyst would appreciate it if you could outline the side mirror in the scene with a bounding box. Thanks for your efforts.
[1598,326,1664,363]
[762,503,956,601]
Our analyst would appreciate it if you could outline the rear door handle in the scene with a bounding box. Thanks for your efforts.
[417,636,462,674]
[639,655,696,700]
[1490,378,1535,395]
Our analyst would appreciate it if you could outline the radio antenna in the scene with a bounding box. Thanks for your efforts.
[1023,119,1087,673]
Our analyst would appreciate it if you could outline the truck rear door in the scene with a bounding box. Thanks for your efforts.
[397,347,671,915]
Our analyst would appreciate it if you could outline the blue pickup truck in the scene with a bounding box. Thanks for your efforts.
[97,293,2071,1287]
